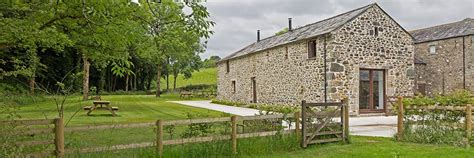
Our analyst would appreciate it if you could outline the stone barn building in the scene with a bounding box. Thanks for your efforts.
[411,18,474,95]
[216,3,415,115]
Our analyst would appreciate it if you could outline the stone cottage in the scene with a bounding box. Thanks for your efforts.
[216,3,415,115]
[411,18,474,95]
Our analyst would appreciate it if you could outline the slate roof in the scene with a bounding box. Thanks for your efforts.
[220,3,376,61]
[410,18,474,43]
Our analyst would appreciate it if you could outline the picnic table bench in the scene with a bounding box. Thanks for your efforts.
[84,101,118,116]
[180,91,193,98]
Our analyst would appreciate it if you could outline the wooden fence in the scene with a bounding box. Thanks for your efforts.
[2,113,300,157]
[0,118,64,157]
[300,98,349,148]
[396,96,473,147]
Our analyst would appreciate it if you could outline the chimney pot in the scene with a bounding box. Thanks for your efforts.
[288,18,292,31]
[257,30,260,42]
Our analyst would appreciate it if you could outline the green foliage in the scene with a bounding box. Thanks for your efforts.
[201,56,221,68]
[1,0,215,94]
[274,28,289,35]
[211,99,246,107]
[111,60,135,78]
[181,112,215,138]
[403,90,474,107]
[401,90,473,146]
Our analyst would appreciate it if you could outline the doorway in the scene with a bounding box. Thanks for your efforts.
[359,69,386,113]
[251,77,257,103]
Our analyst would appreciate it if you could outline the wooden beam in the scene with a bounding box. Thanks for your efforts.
[231,116,237,154]
[156,120,163,158]
[466,104,472,148]
[397,96,404,140]
[54,118,64,158]
[0,119,54,126]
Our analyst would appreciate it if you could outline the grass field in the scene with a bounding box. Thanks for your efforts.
[69,136,474,158]
[1,94,225,126]
[159,68,217,90]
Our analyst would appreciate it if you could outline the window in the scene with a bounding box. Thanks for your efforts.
[285,46,289,59]
[232,81,236,93]
[226,60,230,73]
[429,45,436,54]
[472,36,474,45]
[308,40,317,58]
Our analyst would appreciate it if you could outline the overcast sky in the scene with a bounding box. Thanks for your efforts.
[200,0,474,59]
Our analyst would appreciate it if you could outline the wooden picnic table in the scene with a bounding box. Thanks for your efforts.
[180,91,193,98]
[84,101,118,116]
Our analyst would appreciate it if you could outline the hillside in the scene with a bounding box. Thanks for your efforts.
[160,68,217,90]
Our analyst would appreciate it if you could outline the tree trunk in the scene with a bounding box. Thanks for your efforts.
[156,65,162,97]
[146,76,151,90]
[98,69,106,94]
[29,77,35,95]
[133,72,137,91]
[173,74,178,91]
[82,55,90,101]
[166,73,169,92]
[125,74,129,92]
[113,76,116,91]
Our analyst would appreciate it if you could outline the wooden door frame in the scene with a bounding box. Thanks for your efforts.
[359,68,386,113]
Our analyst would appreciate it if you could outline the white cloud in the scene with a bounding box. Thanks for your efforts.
[200,0,474,59]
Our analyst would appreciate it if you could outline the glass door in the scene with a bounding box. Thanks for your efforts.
[359,69,385,113]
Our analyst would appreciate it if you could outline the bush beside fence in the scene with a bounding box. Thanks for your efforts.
[396,96,473,147]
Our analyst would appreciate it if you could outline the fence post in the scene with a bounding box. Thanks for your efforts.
[54,118,64,158]
[301,100,307,148]
[156,120,163,158]
[397,96,404,141]
[231,115,237,154]
[466,104,472,148]
[342,97,349,144]
[294,112,300,139]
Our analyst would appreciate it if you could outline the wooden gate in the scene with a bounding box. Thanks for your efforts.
[301,98,349,148]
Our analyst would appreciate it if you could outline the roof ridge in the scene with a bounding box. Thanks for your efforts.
[409,17,474,32]
[220,3,376,61]
[256,3,376,43]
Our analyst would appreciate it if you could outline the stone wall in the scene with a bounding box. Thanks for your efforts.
[414,35,474,95]
[217,5,415,115]
[327,6,415,113]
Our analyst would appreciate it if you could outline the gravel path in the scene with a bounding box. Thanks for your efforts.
[171,100,397,137]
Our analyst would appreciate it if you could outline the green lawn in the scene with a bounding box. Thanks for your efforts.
[1,94,225,126]
[3,93,473,157]
[1,94,229,153]
[70,136,474,158]
[160,68,217,90]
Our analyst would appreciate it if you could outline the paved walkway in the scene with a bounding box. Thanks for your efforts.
[171,100,397,137]
[169,100,260,116]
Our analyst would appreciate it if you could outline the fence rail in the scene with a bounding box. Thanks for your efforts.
[396,96,473,147]
[2,118,64,157]
[3,113,299,158]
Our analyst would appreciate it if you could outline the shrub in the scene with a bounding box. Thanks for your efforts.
[210,99,245,107]
[401,90,472,146]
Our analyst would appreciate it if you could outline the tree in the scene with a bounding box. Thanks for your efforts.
[202,55,221,68]
[44,1,148,100]
[139,0,214,97]
[0,1,72,94]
